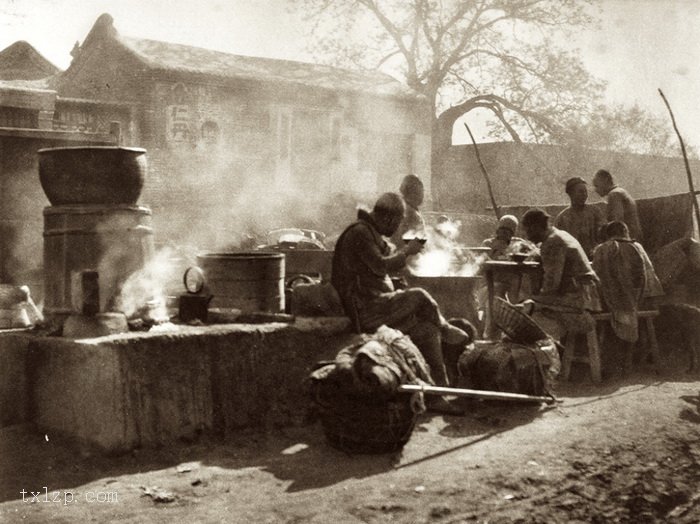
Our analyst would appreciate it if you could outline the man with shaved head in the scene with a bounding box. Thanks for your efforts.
[391,174,426,246]
[332,192,470,413]
[592,169,643,242]
[554,177,604,258]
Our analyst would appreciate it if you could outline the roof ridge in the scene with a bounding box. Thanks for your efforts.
[75,13,421,99]
[118,34,398,82]
[0,40,61,79]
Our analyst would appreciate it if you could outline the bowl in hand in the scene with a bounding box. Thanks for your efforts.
[403,237,427,245]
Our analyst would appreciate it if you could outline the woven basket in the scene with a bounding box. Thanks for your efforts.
[492,298,548,344]
[318,399,416,454]
[311,375,417,454]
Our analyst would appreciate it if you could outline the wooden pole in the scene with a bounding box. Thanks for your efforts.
[658,88,700,234]
[464,122,501,219]
[398,384,556,404]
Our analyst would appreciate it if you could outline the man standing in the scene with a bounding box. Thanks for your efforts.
[391,175,426,246]
[554,177,605,258]
[331,193,469,412]
[521,208,601,340]
[592,169,643,242]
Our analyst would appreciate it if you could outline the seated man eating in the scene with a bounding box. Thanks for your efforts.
[592,220,663,348]
[520,208,602,340]
[331,193,470,413]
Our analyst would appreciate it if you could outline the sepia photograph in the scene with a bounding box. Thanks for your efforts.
[0,0,699,522]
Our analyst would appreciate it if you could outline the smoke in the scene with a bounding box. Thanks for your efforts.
[144,145,367,252]
[408,217,487,277]
[2,147,48,297]
[111,247,178,320]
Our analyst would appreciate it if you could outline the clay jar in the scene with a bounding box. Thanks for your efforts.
[38,146,147,205]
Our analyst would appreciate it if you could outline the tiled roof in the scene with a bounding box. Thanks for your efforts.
[116,35,420,99]
[0,41,60,80]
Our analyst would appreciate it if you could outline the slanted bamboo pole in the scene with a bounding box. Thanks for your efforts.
[658,89,700,234]
[464,122,501,219]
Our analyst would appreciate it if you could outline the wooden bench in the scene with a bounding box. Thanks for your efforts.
[561,310,660,383]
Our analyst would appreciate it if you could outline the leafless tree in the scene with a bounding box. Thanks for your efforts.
[294,0,684,167]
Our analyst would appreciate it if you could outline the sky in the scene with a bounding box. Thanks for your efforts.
[1,0,699,149]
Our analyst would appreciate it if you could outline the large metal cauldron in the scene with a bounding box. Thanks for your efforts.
[405,274,483,330]
[38,146,146,206]
[194,252,285,312]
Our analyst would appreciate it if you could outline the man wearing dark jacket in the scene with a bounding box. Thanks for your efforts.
[332,193,469,410]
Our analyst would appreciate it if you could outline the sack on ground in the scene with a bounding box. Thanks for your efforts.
[457,339,559,397]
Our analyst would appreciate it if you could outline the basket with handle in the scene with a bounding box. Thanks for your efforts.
[492,297,549,344]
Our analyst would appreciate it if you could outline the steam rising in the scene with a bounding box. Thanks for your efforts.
[408,218,487,277]
[144,147,369,252]
[112,247,178,320]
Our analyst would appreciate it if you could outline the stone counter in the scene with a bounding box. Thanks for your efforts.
[8,318,354,452]
[0,329,33,427]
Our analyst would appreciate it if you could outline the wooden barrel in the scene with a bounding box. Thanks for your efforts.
[43,205,154,318]
[197,252,285,312]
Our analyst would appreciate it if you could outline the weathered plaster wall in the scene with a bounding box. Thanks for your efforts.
[0,331,31,427]
[435,142,700,213]
[25,319,354,452]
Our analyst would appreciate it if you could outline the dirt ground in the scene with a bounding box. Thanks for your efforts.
[1,350,699,523]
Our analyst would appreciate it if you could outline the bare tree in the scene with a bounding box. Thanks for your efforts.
[295,0,684,168]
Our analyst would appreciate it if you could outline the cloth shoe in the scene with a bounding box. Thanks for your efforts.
[425,396,464,416]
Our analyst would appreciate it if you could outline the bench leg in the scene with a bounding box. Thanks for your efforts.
[623,341,635,374]
[645,317,661,373]
[587,329,602,383]
[561,333,575,381]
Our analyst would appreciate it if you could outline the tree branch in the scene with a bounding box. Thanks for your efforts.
[358,0,418,79]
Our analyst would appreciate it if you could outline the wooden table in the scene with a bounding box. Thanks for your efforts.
[481,260,542,314]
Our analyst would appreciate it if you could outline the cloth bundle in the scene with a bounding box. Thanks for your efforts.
[309,325,431,453]
[457,339,559,397]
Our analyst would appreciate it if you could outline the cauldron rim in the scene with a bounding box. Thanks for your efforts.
[197,252,284,260]
[407,274,482,280]
[38,146,146,154]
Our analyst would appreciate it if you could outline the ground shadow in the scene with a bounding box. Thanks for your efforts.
[209,425,398,492]
[390,401,551,470]
[679,393,700,424]
[556,334,700,401]
[0,418,399,503]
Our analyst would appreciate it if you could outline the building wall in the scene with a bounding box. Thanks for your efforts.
[0,137,70,294]
[56,38,148,105]
[52,100,132,140]
[435,142,700,212]
[56,34,432,246]
[0,86,55,129]
[106,76,431,247]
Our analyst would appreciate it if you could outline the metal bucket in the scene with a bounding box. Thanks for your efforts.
[193,252,285,312]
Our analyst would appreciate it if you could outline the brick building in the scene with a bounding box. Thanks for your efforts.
[0,41,122,294]
[55,14,432,247]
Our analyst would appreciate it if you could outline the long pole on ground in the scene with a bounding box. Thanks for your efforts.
[398,384,556,404]
[464,122,501,219]
[658,88,700,234]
